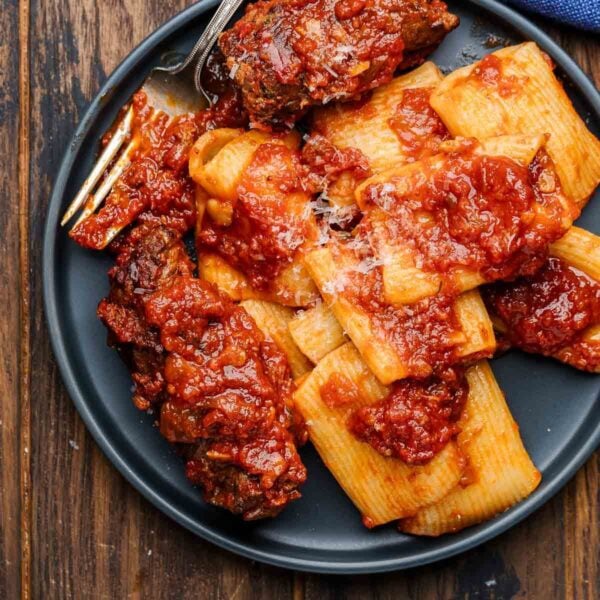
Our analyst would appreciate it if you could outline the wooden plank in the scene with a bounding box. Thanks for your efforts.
[550,27,600,86]
[539,25,600,600]
[18,0,33,596]
[0,1,24,598]
[19,2,600,598]
[26,0,293,598]
[563,462,599,600]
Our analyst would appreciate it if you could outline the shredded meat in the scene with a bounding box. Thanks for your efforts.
[219,0,459,127]
[97,225,195,410]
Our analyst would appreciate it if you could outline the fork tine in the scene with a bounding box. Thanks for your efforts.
[61,106,134,226]
[70,111,166,231]
[70,138,138,229]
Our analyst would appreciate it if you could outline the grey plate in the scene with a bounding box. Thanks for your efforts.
[43,0,600,574]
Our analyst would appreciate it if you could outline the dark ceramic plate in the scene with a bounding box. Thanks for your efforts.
[43,0,600,574]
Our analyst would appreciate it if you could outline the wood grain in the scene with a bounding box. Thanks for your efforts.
[1,1,24,599]
[18,0,32,597]
[2,1,599,598]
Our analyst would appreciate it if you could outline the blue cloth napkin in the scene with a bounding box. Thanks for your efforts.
[506,0,600,32]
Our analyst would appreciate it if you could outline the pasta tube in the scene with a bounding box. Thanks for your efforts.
[240,300,312,379]
[288,302,346,364]
[431,42,600,205]
[294,343,465,526]
[400,361,541,536]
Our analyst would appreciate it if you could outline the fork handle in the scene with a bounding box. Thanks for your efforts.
[158,0,246,96]
[192,0,247,97]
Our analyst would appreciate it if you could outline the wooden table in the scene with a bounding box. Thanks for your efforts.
[2,0,598,597]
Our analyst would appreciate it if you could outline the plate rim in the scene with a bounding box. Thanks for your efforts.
[42,0,600,574]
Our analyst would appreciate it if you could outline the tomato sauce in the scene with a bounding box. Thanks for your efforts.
[197,143,314,290]
[358,283,465,378]
[388,87,450,160]
[71,52,247,250]
[360,149,572,285]
[332,242,470,378]
[144,276,307,519]
[483,257,600,371]
[301,133,371,195]
[320,372,363,409]
[469,54,524,98]
[556,339,600,373]
[347,367,467,464]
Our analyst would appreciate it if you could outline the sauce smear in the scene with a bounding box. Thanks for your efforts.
[332,242,469,378]
[388,87,450,160]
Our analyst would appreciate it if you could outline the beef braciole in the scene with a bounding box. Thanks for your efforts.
[219,0,458,127]
[99,225,307,519]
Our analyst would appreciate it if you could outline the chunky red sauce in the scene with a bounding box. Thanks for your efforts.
[332,242,471,377]
[301,133,371,195]
[483,257,600,370]
[360,149,572,285]
[357,285,465,377]
[388,87,450,160]
[144,276,307,519]
[71,53,246,250]
[219,0,458,126]
[198,142,314,290]
[556,339,600,373]
[469,54,523,98]
[347,367,467,464]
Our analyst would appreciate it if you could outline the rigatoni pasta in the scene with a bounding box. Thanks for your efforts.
[550,226,600,280]
[399,361,541,536]
[293,343,465,526]
[304,245,495,384]
[288,302,346,364]
[454,291,497,360]
[189,128,245,201]
[240,299,312,379]
[193,128,321,307]
[199,252,319,307]
[189,129,299,202]
[313,62,444,173]
[355,134,575,303]
[431,42,600,206]
[365,207,483,305]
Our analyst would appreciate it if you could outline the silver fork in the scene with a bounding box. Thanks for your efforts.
[61,0,245,230]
